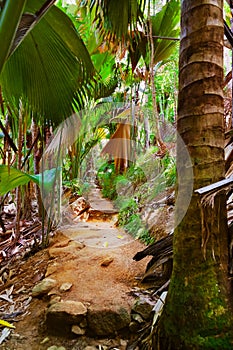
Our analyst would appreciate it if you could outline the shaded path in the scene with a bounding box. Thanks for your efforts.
[1,185,151,350]
[44,185,150,336]
[63,185,132,248]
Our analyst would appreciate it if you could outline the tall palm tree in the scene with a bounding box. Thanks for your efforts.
[155,1,233,348]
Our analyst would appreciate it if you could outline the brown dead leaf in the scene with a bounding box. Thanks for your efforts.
[100,256,114,267]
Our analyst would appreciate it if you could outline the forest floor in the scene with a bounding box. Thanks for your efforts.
[0,186,153,350]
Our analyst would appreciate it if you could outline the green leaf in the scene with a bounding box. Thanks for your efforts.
[0,0,26,74]
[92,0,145,43]
[0,165,32,195]
[0,165,58,195]
[30,168,59,191]
[91,52,118,100]
[0,0,95,124]
[151,0,180,65]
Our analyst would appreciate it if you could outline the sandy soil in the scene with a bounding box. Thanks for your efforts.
[0,187,150,350]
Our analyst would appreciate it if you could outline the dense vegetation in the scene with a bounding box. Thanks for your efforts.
[1,0,233,348]
[0,0,180,244]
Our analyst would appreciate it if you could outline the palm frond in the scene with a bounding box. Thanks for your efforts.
[0,0,95,124]
[43,102,135,160]
[43,113,82,157]
[9,0,57,57]
[93,78,118,101]
[120,1,180,71]
[151,0,180,65]
[91,52,118,100]
[91,0,146,44]
[0,0,26,74]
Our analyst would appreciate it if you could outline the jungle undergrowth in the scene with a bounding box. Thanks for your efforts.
[96,152,176,244]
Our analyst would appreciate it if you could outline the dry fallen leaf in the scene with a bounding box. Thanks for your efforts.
[117,235,124,239]
[100,257,114,267]
[0,319,15,329]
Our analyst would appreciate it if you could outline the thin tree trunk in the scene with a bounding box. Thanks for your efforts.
[230,1,233,128]
[32,119,43,218]
[22,130,33,220]
[148,17,166,155]
[144,115,150,150]
[2,115,9,165]
[15,102,23,239]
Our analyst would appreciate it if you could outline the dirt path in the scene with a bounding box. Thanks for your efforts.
[1,186,150,350]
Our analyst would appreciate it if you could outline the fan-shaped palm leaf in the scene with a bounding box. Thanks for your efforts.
[0,0,95,124]
[130,0,180,69]
[91,52,118,100]
[8,0,56,56]
[43,103,125,158]
[91,0,146,44]
[151,0,180,65]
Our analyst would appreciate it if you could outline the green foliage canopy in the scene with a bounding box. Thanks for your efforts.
[0,0,95,124]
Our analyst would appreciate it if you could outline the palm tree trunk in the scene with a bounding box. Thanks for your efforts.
[154,1,233,348]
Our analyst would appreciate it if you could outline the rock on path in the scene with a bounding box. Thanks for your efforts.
[32,185,150,337]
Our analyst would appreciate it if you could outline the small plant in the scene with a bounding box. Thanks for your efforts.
[162,153,176,187]
[126,165,147,187]
[117,198,138,226]
[96,161,118,199]
[97,154,175,245]
[62,178,90,197]
[117,197,153,244]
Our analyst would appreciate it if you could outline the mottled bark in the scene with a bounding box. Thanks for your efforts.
[154,1,233,349]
